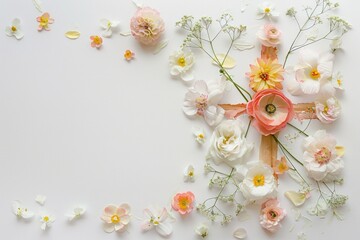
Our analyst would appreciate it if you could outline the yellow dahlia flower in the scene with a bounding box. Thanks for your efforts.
[246,58,284,92]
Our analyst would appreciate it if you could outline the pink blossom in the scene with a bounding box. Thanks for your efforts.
[36,12,54,31]
[101,204,131,233]
[257,24,281,47]
[130,7,165,45]
[259,199,286,232]
[171,191,195,215]
[247,89,294,136]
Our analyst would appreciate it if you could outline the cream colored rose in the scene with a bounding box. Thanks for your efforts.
[206,120,252,167]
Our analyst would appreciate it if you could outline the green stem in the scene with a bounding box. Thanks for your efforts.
[287,122,309,137]
[272,135,304,166]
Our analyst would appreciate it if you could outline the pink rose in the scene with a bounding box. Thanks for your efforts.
[130,7,165,45]
[247,89,294,136]
[259,198,286,232]
[257,24,281,47]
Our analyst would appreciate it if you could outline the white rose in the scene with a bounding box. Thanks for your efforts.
[206,120,252,167]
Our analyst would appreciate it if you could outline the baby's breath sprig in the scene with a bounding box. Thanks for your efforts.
[284,0,350,67]
[198,165,244,224]
[176,14,251,102]
[310,180,348,219]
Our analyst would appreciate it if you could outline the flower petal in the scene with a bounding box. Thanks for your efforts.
[233,227,247,239]
[156,222,173,237]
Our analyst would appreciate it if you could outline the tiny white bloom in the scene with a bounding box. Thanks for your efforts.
[332,72,344,90]
[307,198,328,217]
[207,120,253,167]
[315,95,341,124]
[183,79,226,126]
[66,206,86,221]
[303,130,344,182]
[330,38,342,52]
[35,195,47,205]
[257,2,279,20]
[240,163,277,201]
[12,201,34,219]
[195,223,209,238]
[192,127,206,144]
[184,164,195,182]
[5,18,24,40]
[289,50,334,95]
[141,207,173,237]
[169,49,195,81]
[99,18,120,37]
[39,213,55,230]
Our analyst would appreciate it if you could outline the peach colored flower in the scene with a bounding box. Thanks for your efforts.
[257,24,281,47]
[261,45,278,60]
[259,198,286,232]
[124,50,135,61]
[130,7,165,45]
[171,191,195,215]
[90,35,103,48]
[36,12,54,31]
[247,89,294,136]
[101,204,131,233]
[246,58,284,92]
[273,156,289,175]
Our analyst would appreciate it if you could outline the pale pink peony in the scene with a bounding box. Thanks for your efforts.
[171,191,195,215]
[259,198,286,232]
[257,24,281,47]
[130,7,165,45]
[247,89,294,136]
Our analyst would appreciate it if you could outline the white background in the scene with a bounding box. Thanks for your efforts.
[0,0,359,239]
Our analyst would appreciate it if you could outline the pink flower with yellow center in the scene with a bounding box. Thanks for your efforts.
[259,198,286,232]
[246,58,284,92]
[130,7,165,45]
[36,12,54,31]
[246,89,294,136]
[101,204,131,233]
[171,191,195,215]
[303,130,344,182]
[90,35,103,48]
[273,156,289,175]
[124,50,135,61]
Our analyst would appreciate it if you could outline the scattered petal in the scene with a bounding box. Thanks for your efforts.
[153,40,169,55]
[285,191,310,207]
[233,227,247,239]
[35,195,47,205]
[32,0,43,13]
[65,31,80,39]
[233,40,254,51]
[336,146,345,157]
[120,31,131,36]
[213,54,236,69]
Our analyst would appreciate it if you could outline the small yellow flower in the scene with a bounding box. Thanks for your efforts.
[124,50,135,61]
